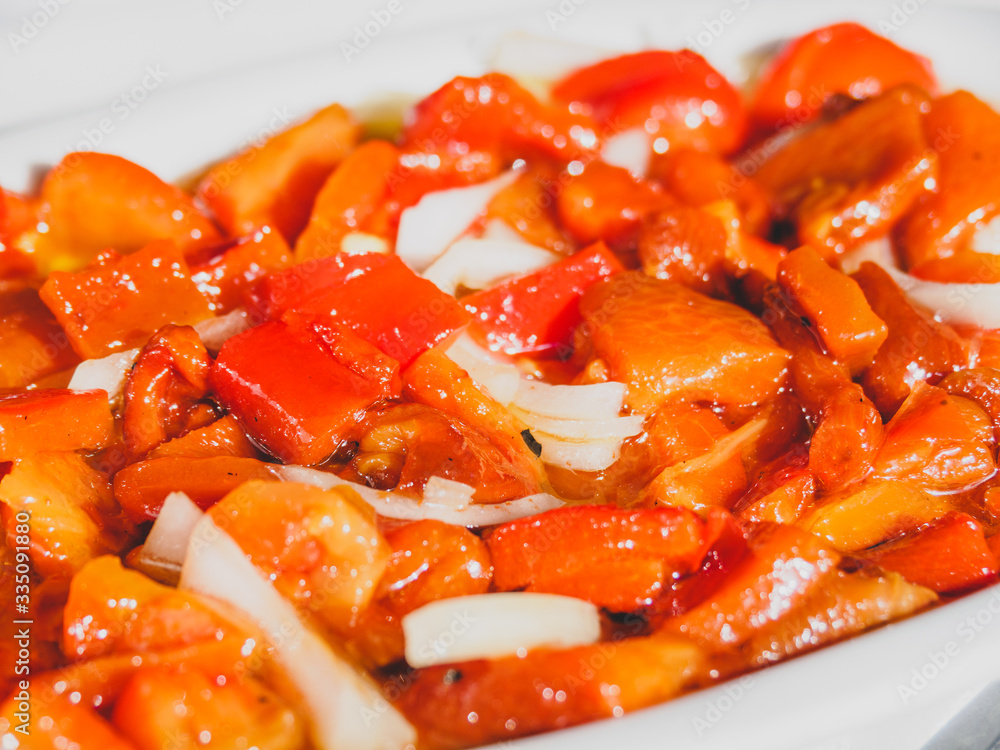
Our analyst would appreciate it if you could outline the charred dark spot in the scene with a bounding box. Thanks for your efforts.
[521,429,542,457]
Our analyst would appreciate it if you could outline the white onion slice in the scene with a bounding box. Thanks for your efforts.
[971,215,1000,255]
[396,171,520,272]
[422,238,558,296]
[277,465,564,527]
[445,333,522,405]
[68,348,139,402]
[180,516,416,750]
[513,380,626,421]
[139,491,204,572]
[194,308,253,353]
[401,592,601,668]
[843,238,1000,328]
[533,436,621,472]
[422,476,476,507]
[601,127,651,178]
[479,217,527,243]
[341,231,390,256]
[511,408,644,442]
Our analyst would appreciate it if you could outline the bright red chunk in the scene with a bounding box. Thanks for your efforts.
[250,252,468,366]
[552,49,748,155]
[863,513,998,593]
[211,317,400,465]
[486,504,713,611]
[39,240,213,359]
[749,22,937,134]
[0,389,114,460]
[463,241,622,356]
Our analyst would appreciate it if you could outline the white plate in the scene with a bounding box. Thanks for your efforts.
[4,1,1000,748]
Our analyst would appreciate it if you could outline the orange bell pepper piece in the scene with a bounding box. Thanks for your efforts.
[638,205,729,296]
[486,505,712,611]
[484,169,573,254]
[0,452,131,577]
[659,523,840,649]
[0,692,136,750]
[556,161,673,246]
[39,240,213,359]
[197,103,360,243]
[755,86,936,257]
[187,227,292,312]
[862,512,998,593]
[777,246,888,374]
[294,139,400,260]
[395,634,703,749]
[579,272,790,412]
[147,413,260,459]
[0,389,114,460]
[111,667,305,750]
[872,383,996,493]
[896,91,1000,270]
[0,288,80,388]
[852,262,968,416]
[27,152,221,273]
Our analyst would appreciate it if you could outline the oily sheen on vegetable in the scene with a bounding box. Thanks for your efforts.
[3,19,1000,750]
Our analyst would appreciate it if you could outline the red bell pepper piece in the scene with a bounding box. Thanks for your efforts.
[250,252,468,366]
[187,227,292,313]
[749,22,937,135]
[211,317,400,465]
[863,512,998,593]
[400,73,599,164]
[39,240,213,359]
[462,241,622,356]
[486,504,713,611]
[0,389,115,460]
[552,49,748,155]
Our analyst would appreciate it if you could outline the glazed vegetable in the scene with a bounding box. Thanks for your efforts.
[2,21,1000,750]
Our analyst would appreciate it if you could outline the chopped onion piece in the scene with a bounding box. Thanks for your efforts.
[513,380,626,420]
[972,215,1000,255]
[601,127,651,178]
[479,217,526,243]
[194,308,253,353]
[423,476,476,506]
[843,238,1000,328]
[341,231,390,255]
[277,465,564,527]
[422,238,558,296]
[180,516,416,750]
[402,592,601,668]
[534,436,621,472]
[396,171,519,272]
[68,347,140,403]
[139,491,203,572]
[511,407,644,442]
[445,333,522,405]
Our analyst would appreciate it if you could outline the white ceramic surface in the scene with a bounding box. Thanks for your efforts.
[4,2,1000,748]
